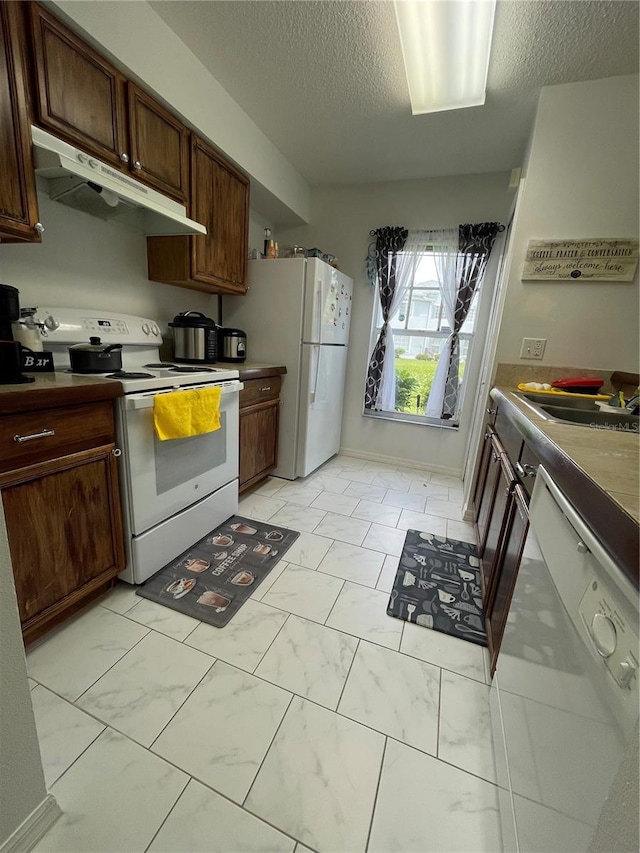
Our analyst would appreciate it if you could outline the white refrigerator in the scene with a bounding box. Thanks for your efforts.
[224,258,353,479]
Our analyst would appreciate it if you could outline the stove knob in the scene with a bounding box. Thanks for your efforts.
[151,325,159,336]
[88,159,99,169]
[44,315,59,331]
[141,323,150,335]
[77,152,89,164]
[591,613,617,658]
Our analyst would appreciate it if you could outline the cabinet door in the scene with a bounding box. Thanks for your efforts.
[473,427,494,523]
[1,445,125,639]
[480,439,515,601]
[0,2,41,242]
[475,430,502,556]
[486,484,529,676]
[191,136,249,293]
[30,2,127,168]
[239,402,279,493]
[127,83,189,202]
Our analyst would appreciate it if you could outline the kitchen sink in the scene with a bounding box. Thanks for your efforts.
[515,392,639,430]
[520,391,600,411]
[538,404,639,429]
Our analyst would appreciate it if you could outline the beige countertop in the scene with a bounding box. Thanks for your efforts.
[492,386,638,589]
[496,387,639,524]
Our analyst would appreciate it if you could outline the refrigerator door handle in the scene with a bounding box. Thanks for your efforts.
[310,344,320,403]
[315,282,323,345]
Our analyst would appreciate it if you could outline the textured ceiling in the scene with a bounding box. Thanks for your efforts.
[151,0,639,186]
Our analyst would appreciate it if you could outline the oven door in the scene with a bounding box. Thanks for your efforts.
[118,381,240,535]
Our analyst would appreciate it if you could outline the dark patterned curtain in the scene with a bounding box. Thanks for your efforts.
[364,226,408,410]
[441,222,502,418]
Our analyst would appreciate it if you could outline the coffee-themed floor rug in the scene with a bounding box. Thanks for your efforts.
[387,530,487,647]
[137,516,299,628]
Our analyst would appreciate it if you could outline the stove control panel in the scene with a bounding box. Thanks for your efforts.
[34,308,162,347]
[84,317,129,335]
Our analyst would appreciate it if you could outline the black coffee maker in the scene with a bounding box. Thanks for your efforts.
[0,284,35,384]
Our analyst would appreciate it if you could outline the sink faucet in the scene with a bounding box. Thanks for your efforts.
[625,393,640,415]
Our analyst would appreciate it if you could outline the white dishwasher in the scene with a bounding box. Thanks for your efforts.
[490,466,639,853]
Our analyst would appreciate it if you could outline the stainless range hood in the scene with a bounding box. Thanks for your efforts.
[31,126,206,237]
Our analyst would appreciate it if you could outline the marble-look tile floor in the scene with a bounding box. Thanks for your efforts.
[28,455,500,853]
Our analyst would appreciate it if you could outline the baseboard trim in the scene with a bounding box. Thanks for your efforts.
[0,794,61,853]
[338,447,461,478]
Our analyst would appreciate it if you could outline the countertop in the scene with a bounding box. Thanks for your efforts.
[0,372,123,414]
[237,363,287,381]
[492,386,639,588]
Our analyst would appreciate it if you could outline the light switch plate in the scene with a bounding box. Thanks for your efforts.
[520,337,546,359]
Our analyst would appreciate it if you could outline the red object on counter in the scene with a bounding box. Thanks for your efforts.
[551,377,604,394]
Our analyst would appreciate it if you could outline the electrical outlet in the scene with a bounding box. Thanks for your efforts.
[520,337,546,360]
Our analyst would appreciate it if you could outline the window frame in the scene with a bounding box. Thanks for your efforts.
[364,246,482,428]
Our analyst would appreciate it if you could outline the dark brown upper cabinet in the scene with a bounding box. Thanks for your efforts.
[147,135,250,294]
[29,2,128,169]
[29,4,189,203]
[127,82,189,202]
[0,2,42,242]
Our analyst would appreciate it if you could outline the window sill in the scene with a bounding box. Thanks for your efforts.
[362,409,459,429]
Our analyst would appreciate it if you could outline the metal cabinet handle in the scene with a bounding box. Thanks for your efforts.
[34,222,45,234]
[112,448,122,457]
[515,461,537,478]
[486,408,496,416]
[133,160,142,170]
[13,428,55,443]
[120,152,130,163]
[259,386,271,392]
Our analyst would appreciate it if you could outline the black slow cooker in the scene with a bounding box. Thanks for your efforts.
[170,311,218,363]
[218,327,246,363]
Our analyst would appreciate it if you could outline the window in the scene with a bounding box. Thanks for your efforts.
[367,249,481,426]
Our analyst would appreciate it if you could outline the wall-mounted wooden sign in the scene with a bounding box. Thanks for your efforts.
[523,239,639,281]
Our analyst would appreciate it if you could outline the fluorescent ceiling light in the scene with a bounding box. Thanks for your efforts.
[394,0,496,115]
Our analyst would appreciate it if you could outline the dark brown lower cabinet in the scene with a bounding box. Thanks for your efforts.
[472,406,535,673]
[239,375,282,494]
[481,446,517,602]
[0,399,125,645]
[485,484,530,676]
[474,431,506,565]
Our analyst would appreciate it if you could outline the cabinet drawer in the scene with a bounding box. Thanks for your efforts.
[0,401,115,472]
[239,376,281,409]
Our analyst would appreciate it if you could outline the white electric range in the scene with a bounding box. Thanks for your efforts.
[35,307,242,584]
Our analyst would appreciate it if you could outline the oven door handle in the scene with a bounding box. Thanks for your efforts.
[123,382,243,410]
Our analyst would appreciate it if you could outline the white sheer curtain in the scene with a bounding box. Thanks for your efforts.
[376,244,419,411]
[424,229,459,417]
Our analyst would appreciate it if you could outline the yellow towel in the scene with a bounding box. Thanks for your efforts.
[153,386,222,440]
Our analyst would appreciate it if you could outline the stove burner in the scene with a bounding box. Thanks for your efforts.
[143,362,175,368]
[105,370,155,379]
[168,366,216,373]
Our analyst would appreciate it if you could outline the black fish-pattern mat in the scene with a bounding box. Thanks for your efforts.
[387,530,487,646]
[137,516,299,627]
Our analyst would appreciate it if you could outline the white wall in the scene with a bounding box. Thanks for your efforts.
[0,193,215,336]
[52,0,309,226]
[277,173,512,473]
[495,74,639,372]
[0,514,50,847]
